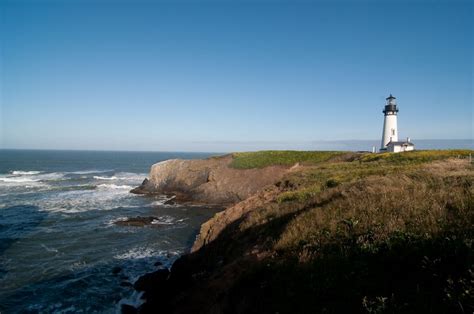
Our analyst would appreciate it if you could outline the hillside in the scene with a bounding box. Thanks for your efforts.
[132,150,473,314]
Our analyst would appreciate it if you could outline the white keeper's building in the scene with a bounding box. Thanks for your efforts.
[380,94,415,153]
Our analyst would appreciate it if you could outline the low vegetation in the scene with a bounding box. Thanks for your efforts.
[359,149,472,164]
[230,150,345,169]
[142,150,474,314]
[236,152,473,313]
[230,149,472,169]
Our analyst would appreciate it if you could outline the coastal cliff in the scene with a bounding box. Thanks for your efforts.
[130,155,290,205]
[130,150,473,314]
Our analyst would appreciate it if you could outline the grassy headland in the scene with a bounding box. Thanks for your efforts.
[230,150,346,169]
[138,150,473,314]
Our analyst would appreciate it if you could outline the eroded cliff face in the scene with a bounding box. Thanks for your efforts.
[191,186,281,252]
[131,155,289,205]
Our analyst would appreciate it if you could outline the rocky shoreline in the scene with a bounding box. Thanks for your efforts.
[124,154,295,313]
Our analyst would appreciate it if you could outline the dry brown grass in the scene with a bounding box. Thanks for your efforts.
[230,156,473,267]
[276,169,473,252]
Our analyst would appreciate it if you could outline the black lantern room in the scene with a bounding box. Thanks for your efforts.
[383,94,398,115]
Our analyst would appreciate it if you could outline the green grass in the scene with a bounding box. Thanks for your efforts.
[360,149,472,164]
[230,149,473,169]
[230,150,345,169]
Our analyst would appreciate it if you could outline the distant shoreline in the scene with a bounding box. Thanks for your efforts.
[0,139,472,153]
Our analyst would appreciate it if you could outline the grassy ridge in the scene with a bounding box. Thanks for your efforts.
[360,149,472,163]
[230,150,346,169]
[230,149,472,169]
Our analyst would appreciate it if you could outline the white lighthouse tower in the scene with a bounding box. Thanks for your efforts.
[380,94,399,151]
[379,94,415,152]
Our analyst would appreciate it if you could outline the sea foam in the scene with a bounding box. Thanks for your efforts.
[97,184,133,190]
[11,170,43,175]
[0,177,40,183]
[93,176,117,180]
[113,247,158,260]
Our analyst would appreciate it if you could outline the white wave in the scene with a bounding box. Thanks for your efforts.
[11,170,42,175]
[1,172,67,184]
[0,177,40,183]
[114,247,159,260]
[106,216,129,226]
[117,291,145,313]
[151,215,175,225]
[68,169,113,175]
[114,172,147,181]
[114,247,183,264]
[93,176,117,180]
[151,200,167,206]
[151,195,175,206]
[41,244,59,253]
[33,187,134,213]
[35,172,66,181]
[97,184,133,190]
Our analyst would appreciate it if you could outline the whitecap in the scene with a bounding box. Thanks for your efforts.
[35,172,66,181]
[0,177,40,183]
[34,186,134,213]
[151,200,167,206]
[114,172,147,181]
[151,215,175,225]
[2,172,68,184]
[97,184,133,190]
[114,247,159,260]
[151,195,175,206]
[93,176,117,180]
[11,170,43,175]
[68,169,114,175]
[41,244,59,253]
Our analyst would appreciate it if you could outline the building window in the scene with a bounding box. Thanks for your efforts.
[391,129,395,136]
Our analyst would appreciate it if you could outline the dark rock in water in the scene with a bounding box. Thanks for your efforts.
[114,216,156,227]
[130,178,156,195]
[120,281,133,287]
[134,268,170,292]
[154,261,163,267]
[164,198,176,205]
[137,255,196,313]
[112,266,122,274]
[121,304,138,314]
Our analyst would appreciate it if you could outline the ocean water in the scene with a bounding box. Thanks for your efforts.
[0,150,220,313]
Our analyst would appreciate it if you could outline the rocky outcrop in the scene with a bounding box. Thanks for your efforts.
[131,155,289,205]
[191,186,281,252]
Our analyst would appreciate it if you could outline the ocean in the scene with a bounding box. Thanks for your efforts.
[0,150,220,313]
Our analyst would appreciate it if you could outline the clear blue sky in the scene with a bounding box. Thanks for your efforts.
[0,0,472,151]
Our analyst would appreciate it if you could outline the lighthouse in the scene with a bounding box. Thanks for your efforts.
[380,94,414,152]
[380,94,399,151]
